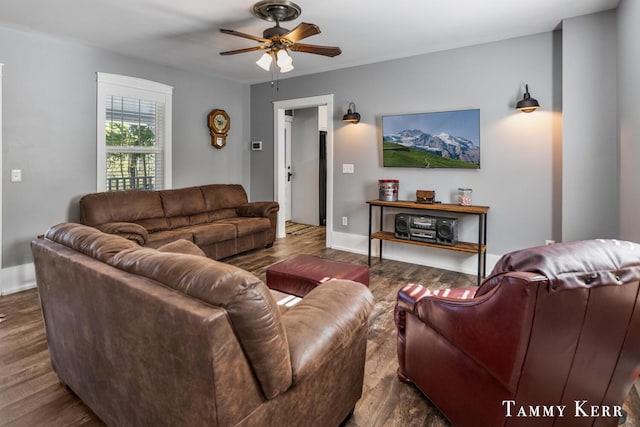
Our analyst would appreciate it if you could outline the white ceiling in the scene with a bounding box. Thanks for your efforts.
[0,0,619,84]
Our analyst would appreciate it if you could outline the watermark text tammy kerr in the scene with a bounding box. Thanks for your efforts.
[502,400,622,418]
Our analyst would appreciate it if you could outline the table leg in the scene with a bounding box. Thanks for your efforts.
[379,206,383,261]
[368,204,372,266]
[482,213,488,277]
[478,214,487,286]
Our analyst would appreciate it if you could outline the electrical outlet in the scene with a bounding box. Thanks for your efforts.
[342,216,348,226]
[342,164,354,174]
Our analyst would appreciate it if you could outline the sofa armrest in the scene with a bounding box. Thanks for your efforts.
[96,222,148,245]
[281,280,374,382]
[236,201,279,218]
[157,239,206,257]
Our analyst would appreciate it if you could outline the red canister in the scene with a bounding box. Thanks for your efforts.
[378,179,399,201]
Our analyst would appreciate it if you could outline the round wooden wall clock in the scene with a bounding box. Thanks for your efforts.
[208,109,230,149]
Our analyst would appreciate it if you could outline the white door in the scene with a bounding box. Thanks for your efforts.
[284,116,293,221]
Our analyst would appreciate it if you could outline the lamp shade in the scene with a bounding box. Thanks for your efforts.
[276,49,293,67]
[279,62,294,73]
[256,52,273,71]
[516,84,540,113]
[342,102,361,124]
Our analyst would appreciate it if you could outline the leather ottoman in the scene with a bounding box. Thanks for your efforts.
[266,254,370,297]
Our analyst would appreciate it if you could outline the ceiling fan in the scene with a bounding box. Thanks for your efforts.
[219,0,342,73]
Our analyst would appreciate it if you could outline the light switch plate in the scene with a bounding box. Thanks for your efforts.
[342,163,354,174]
[11,169,22,182]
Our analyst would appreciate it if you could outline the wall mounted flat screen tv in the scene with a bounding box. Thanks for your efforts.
[382,108,480,169]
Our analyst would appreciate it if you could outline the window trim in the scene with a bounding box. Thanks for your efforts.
[96,72,173,192]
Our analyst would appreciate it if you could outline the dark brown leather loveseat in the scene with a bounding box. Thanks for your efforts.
[395,239,640,426]
[79,184,278,259]
[32,223,374,426]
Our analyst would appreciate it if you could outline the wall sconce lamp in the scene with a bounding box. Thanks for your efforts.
[342,102,361,124]
[516,84,540,113]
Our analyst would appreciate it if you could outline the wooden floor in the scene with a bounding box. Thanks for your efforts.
[1,226,639,426]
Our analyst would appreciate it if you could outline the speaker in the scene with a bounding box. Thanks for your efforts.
[395,213,411,240]
[436,218,458,246]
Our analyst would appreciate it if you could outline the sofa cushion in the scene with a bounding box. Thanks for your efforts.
[146,229,194,248]
[218,217,270,237]
[167,213,210,230]
[160,187,207,217]
[45,223,139,263]
[109,247,292,399]
[157,239,207,257]
[133,218,170,232]
[79,190,165,227]
[200,184,248,211]
[208,208,237,222]
[188,223,237,246]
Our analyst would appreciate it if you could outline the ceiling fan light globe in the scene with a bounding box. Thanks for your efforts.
[279,62,294,73]
[256,52,273,71]
[276,49,293,67]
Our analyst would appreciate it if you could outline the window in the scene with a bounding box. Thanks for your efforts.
[96,73,172,192]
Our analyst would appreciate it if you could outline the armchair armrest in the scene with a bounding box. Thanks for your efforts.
[408,272,545,389]
[236,201,279,218]
[96,222,148,245]
[282,280,374,382]
[395,283,477,334]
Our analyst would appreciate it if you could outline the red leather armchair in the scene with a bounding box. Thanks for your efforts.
[395,239,640,427]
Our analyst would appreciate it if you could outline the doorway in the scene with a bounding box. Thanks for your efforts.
[286,108,327,227]
[273,95,334,247]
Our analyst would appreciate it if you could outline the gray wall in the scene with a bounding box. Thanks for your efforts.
[618,0,640,242]
[1,25,250,267]
[291,107,319,225]
[562,11,618,242]
[251,33,558,256]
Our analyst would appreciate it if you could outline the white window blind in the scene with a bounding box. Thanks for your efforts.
[96,73,173,192]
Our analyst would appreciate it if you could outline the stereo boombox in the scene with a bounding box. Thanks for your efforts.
[395,213,458,246]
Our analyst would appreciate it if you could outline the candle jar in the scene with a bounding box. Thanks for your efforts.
[458,188,472,206]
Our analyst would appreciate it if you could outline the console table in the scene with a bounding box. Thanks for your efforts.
[367,199,490,285]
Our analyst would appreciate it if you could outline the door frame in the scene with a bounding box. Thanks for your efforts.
[273,94,334,247]
[0,64,4,294]
[284,114,293,222]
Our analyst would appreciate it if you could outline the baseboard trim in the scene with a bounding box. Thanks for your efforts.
[331,231,500,277]
[1,262,36,296]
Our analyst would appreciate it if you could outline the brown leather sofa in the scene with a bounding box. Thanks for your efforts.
[79,184,278,259]
[395,239,640,427]
[32,223,374,427]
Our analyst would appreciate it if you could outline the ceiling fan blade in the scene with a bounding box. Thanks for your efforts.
[282,22,321,43]
[220,45,269,56]
[291,43,342,57]
[220,28,269,43]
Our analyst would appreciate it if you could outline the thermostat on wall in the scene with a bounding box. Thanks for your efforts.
[251,141,263,151]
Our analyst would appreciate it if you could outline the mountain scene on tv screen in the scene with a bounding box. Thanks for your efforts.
[383,129,480,168]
